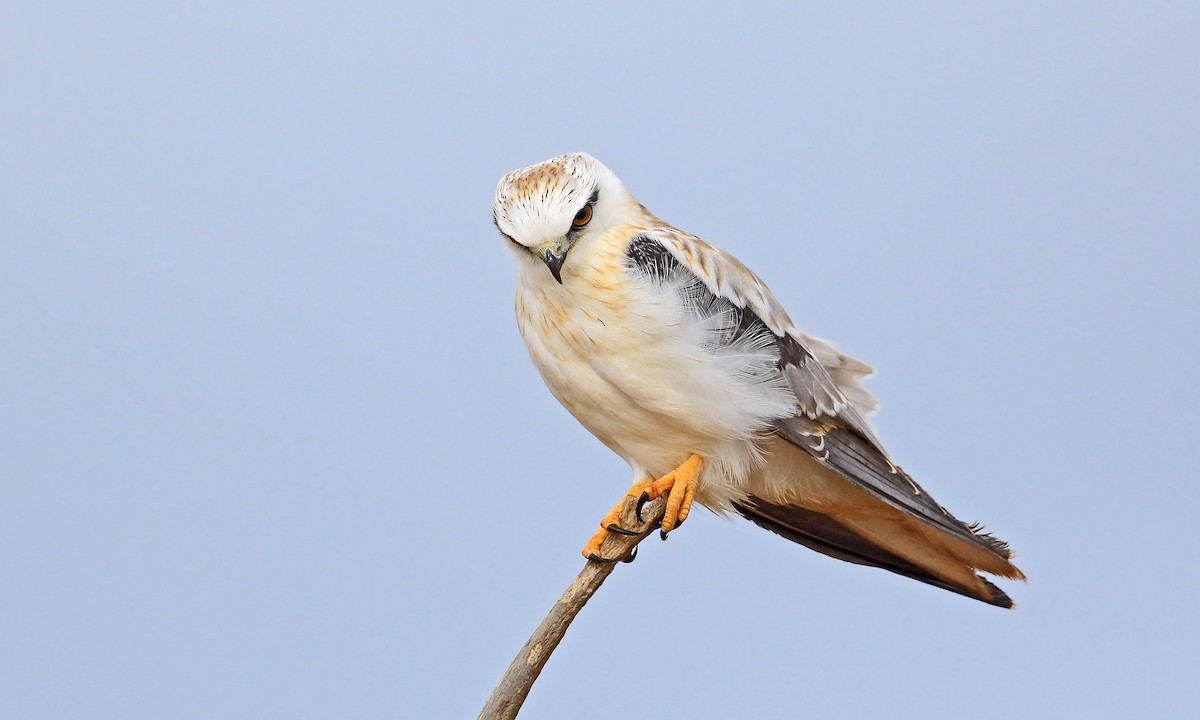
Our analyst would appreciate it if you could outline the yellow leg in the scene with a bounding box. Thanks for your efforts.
[581,455,705,561]
[652,454,704,533]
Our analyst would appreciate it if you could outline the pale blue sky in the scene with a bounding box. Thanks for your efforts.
[2,3,1197,719]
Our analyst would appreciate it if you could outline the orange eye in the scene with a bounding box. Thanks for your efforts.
[571,203,593,228]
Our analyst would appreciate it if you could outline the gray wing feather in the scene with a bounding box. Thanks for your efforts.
[774,328,1013,560]
[637,230,1014,563]
[644,229,881,421]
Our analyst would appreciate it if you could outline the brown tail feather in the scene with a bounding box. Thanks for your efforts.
[734,496,1015,608]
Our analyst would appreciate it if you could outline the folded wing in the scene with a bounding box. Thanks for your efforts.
[641,229,1024,606]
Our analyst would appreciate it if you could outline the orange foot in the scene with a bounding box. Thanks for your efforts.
[581,454,705,563]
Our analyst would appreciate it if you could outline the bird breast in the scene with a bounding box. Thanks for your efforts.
[512,235,796,484]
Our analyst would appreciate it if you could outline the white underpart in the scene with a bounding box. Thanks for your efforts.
[514,241,799,512]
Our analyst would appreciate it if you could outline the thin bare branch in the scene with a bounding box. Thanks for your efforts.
[477,494,668,720]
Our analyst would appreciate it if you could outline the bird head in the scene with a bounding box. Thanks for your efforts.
[493,153,631,284]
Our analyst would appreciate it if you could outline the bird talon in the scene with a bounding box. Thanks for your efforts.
[582,458,701,564]
[636,491,650,522]
[606,523,639,536]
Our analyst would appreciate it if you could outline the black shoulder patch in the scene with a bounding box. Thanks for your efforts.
[624,235,679,281]
[624,235,779,357]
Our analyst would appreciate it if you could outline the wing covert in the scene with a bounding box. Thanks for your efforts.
[632,230,1014,563]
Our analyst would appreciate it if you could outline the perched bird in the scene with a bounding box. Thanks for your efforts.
[493,153,1024,608]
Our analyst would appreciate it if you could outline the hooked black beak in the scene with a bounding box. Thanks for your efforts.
[543,248,567,284]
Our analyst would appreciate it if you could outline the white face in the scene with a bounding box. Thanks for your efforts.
[493,153,628,283]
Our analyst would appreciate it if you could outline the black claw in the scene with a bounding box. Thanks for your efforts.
[621,546,638,563]
[635,492,650,523]
[674,516,685,530]
[660,528,670,541]
[606,523,639,536]
[587,553,618,564]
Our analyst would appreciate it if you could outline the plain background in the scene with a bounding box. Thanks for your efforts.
[3,3,1198,718]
